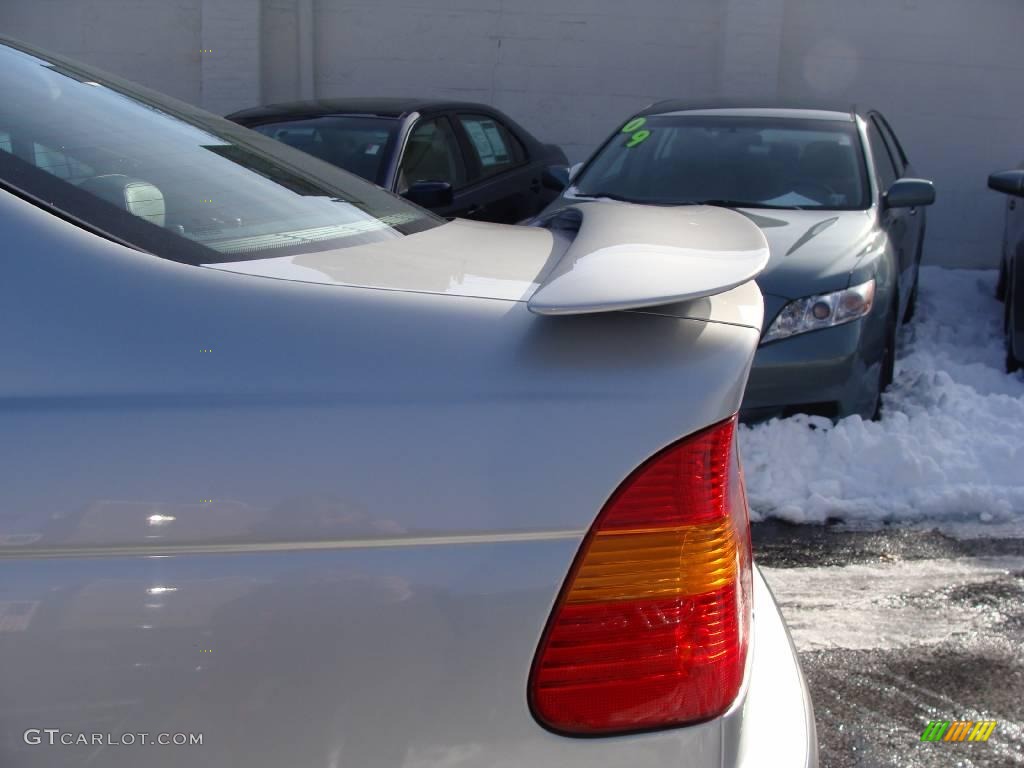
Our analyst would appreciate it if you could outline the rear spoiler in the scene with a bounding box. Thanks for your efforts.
[528,202,770,316]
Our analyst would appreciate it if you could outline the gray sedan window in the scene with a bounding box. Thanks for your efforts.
[458,114,520,179]
[574,116,869,210]
[0,42,441,264]
[397,118,466,192]
[251,116,399,186]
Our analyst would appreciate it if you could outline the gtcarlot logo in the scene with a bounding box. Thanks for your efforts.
[23,729,203,747]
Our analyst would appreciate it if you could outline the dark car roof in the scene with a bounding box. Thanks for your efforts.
[227,98,507,123]
[639,99,863,121]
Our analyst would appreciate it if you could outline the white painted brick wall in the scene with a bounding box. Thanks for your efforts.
[200,0,262,113]
[1,0,203,104]
[310,0,720,162]
[719,0,786,99]
[261,0,301,103]
[778,0,1024,266]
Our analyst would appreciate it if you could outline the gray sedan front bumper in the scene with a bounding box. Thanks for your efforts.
[740,318,882,422]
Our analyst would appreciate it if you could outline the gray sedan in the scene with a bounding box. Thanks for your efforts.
[0,40,815,767]
[540,102,936,421]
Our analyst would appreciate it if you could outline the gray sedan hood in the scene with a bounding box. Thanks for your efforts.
[738,208,878,299]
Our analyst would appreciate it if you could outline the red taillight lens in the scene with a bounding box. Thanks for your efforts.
[529,416,751,735]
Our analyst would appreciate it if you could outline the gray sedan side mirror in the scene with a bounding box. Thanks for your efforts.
[402,181,454,209]
[988,170,1024,197]
[884,178,935,209]
[542,166,570,191]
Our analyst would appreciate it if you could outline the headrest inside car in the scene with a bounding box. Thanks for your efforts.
[78,174,166,227]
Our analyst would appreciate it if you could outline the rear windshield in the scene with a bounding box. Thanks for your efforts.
[574,115,869,210]
[250,116,399,187]
[0,42,440,264]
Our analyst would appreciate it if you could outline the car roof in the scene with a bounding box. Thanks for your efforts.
[639,99,863,122]
[227,97,503,123]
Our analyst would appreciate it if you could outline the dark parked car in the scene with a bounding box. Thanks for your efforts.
[989,165,1024,372]
[537,100,935,421]
[228,98,568,224]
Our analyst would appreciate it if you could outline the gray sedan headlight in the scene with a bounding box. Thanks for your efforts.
[762,278,876,344]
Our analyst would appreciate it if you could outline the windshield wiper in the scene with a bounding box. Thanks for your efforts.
[572,190,639,203]
[574,192,805,210]
[693,199,805,211]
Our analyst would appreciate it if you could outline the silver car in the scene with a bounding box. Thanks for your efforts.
[0,40,816,767]
[542,102,936,421]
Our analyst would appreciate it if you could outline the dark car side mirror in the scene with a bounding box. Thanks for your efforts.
[884,178,935,209]
[402,181,454,209]
[988,170,1024,197]
[542,165,570,192]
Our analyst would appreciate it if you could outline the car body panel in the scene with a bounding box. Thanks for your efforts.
[724,569,818,768]
[735,209,878,299]
[740,318,888,421]
[205,201,771,324]
[0,188,802,767]
[207,217,560,302]
[1011,258,1024,364]
[2,554,814,768]
[659,107,851,123]
[742,224,898,421]
[863,111,927,319]
[527,202,769,315]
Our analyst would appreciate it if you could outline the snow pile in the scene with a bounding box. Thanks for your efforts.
[740,267,1024,532]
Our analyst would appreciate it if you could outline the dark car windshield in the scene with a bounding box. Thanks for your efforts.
[574,115,869,210]
[0,42,440,264]
[250,116,399,187]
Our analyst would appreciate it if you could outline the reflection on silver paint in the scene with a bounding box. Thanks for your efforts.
[784,216,839,257]
[528,202,770,315]
[206,217,558,302]
[0,530,588,560]
[734,208,878,299]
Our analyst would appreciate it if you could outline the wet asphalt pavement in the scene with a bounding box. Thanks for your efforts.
[752,522,1024,767]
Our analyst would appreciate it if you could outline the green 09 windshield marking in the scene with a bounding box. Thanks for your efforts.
[621,117,646,133]
[626,130,651,148]
[621,117,652,148]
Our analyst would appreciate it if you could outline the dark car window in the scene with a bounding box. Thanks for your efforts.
[0,42,440,264]
[458,114,521,179]
[866,120,898,193]
[397,117,466,192]
[250,116,399,186]
[573,115,869,210]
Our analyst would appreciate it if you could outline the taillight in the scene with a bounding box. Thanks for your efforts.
[529,416,752,735]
